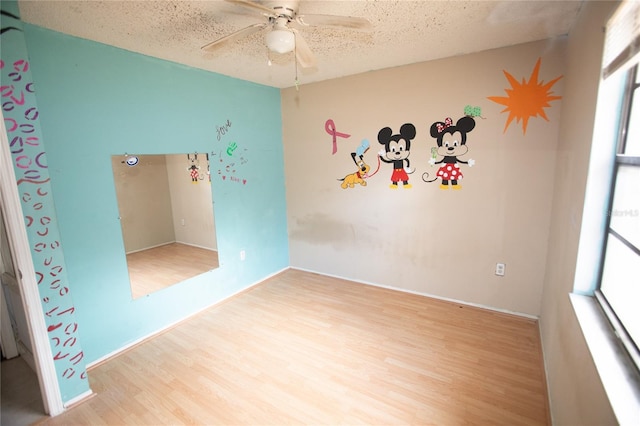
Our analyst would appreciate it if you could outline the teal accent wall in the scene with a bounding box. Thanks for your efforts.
[21,25,289,364]
[1,3,91,402]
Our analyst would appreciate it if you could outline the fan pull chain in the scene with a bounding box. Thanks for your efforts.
[294,33,299,91]
[295,61,299,91]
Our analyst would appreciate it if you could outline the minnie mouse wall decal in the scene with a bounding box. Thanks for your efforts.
[423,116,476,190]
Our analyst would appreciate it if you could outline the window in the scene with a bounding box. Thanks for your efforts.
[596,63,640,371]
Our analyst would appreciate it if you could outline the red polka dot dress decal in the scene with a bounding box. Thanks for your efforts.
[423,116,477,190]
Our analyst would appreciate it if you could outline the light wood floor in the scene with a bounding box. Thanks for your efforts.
[127,243,219,299]
[38,269,550,425]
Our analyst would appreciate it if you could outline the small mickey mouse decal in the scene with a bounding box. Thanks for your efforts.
[424,116,476,190]
[377,123,416,189]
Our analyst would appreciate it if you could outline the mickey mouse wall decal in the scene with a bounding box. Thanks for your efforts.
[377,123,416,189]
[423,116,476,190]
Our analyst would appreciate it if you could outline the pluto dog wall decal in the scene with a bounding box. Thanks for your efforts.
[338,152,370,189]
[338,139,373,189]
[488,57,563,135]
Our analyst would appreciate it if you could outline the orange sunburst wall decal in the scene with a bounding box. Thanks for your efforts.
[487,58,563,135]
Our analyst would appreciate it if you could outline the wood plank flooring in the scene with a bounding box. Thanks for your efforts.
[127,243,219,299]
[38,269,550,425]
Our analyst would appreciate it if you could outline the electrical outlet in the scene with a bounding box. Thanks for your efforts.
[240,250,246,261]
[495,263,506,276]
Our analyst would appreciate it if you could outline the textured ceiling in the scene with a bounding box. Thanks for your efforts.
[18,0,584,89]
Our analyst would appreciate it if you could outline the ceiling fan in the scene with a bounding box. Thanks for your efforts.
[201,0,372,69]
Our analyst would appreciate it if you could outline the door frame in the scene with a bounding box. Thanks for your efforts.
[0,270,20,359]
[0,113,64,415]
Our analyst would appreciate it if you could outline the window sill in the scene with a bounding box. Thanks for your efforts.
[570,293,640,425]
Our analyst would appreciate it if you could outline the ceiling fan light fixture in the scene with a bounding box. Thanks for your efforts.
[266,29,295,54]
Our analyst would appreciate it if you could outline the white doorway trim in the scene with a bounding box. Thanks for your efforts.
[0,112,64,416]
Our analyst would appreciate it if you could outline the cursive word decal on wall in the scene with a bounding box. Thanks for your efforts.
[216,119,232,141]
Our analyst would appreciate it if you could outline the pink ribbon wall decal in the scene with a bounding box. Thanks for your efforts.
[325,119,351,154]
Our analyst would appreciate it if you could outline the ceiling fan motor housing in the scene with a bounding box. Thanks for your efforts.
[266,16,295,53]
[267,0,298,19]
[203,0,370,69]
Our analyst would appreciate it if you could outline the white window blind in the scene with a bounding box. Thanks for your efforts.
[603,0,640,79]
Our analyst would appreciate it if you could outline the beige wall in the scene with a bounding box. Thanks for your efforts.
[283,4,622,422]
[283,4,623,421]
[112,154,175,253]
[112,154,217,254]
[540,1,618,424]
[166,154,217,251]
[282,38,565,317]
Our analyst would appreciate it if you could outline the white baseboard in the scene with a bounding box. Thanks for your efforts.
[64,389,94,408]
[291,266,539,320]
[125,241,217,255]
[174,241,218,252]
[87,264,537,370]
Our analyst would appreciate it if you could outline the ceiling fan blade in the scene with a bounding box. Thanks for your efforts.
[292,29,316,69]
[201,23,267,51]
[225,0,277,17]
[296,14,371,30]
